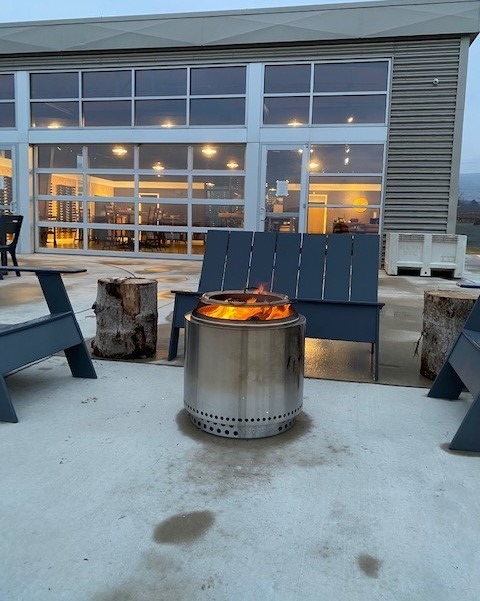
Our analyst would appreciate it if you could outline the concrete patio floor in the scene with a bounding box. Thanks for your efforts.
[1,253,480,600]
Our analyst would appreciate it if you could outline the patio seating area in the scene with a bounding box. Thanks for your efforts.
[1,252,480,600]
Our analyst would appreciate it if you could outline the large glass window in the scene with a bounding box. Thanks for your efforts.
[263,60,389,126]
[30,72,78,99]
[314,61,389,92]
[0,74,15,128]
[190,98,245,126]
[34,143,246,255]
[30,65,247,128]
[190,66,246,95]
[0,105,15,128]
[31,102,79,128]
[307,144,384,235]
[82,71,131,98]
[138,145,188,170]
[192,144,245,170]
[264,64,311,94]
[82,101,131,127]
[135,99,186,127]
[87,144,134,169]
[312,95,386,125]
[135,68,187,96]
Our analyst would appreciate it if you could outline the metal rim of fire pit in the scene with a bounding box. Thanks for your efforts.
[193,289,297,326]
[198,290,291,306]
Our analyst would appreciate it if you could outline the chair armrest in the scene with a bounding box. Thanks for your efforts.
[171,289,201,296]
[294,297,385,309]
[0,266,87,275]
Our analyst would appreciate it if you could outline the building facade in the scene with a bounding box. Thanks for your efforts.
[0,0,478,258]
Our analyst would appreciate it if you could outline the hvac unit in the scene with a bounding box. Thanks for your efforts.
[384,233,467,277]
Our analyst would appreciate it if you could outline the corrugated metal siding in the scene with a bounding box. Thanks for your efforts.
[385,38,462,232]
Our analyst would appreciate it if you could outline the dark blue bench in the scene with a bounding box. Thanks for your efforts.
[0,266,97,423]
[168,230,384,379]
[428,295,480,452]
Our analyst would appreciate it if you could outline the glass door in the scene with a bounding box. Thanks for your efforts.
[260,146,307,233]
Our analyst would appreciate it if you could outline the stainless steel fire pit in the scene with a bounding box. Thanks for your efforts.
[183,290,305,439]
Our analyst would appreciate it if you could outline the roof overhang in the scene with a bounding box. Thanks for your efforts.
[0,0,478,56]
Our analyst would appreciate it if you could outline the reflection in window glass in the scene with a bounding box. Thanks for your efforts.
[83,101,131,126]
[30,72,78,99]
[0,74,14,99]
[139,145,188,170]
[87,145,134,169]
[138,176,188,198]
[138,231,187,254]
[190,98,245,125]
[309,144,384,173]
[192,204,244,228]
[264,64,311,94]
[37,174,82,196]
[314,62,389,92]
[312,95,386,124]
[190,66,246,95]
[192,176,244,200]
[263,96,309,125]
[193,144,245,171]
[37,145,83,168]
[135,69,187,96]
[0,104,15,127]
[82,71,131,98]
[87,174,134,198]
[135,99,186,127]
[31,102,79,128]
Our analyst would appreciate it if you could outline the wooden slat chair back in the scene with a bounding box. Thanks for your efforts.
[168,230,384,379]
[428,295,480,451]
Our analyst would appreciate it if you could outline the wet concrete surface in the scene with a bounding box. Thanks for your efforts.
[1,252,479,387]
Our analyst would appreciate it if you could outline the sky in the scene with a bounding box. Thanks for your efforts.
[0,0,478,173]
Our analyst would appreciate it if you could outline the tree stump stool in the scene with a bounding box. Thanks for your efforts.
[92,277,158,359]
[421,289,479,379]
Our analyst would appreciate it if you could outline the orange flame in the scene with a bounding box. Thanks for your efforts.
[196,286,294,321]
[197,302,293,321]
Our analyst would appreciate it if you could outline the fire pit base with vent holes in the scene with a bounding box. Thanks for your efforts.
[183,290,305,439]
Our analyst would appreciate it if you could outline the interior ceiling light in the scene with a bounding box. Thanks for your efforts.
[344,157,350,165]
[346,116,354,123]
[309,161,320,170]
[202,146,217,157]
[345,144,350,153]
[47,122,61,129]
[112,146,127,157]
[287,120,302,127]
[152,162,165,172]
[227,161,239,169]
[161,121,174,128]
